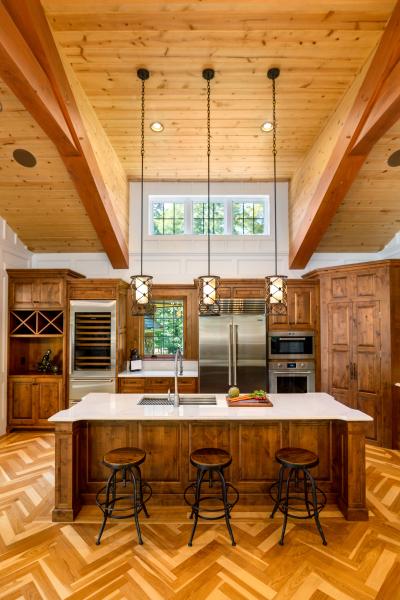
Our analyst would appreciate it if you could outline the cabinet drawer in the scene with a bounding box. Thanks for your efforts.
[69,286,117,300]
[233,288,264,298]
[119,378,145,393]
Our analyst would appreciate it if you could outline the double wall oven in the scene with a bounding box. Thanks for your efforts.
[268,331,315,393]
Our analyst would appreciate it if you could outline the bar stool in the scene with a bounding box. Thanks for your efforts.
[95,447,152,545]
[184,447,239,547]
[269,447,327,546]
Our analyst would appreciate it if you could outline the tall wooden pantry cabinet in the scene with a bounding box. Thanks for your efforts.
[305,260,400,447]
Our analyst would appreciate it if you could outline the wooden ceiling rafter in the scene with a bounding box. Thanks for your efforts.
[0,0,129,268]
[289,0,400,269]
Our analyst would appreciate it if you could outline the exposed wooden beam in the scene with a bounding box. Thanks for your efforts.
[0,3,78,156]
[289,0,400,269]
[351,61,400,156]
[1,0,129,269]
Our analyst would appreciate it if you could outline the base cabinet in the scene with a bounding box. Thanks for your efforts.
[8,376,62,428]
[118,377,198,394]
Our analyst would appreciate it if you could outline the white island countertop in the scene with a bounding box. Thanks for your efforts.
[49,393,373,423]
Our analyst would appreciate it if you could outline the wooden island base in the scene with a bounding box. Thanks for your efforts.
[53,418,369,522]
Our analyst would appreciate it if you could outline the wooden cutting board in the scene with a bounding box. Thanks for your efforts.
[227,396,273,407]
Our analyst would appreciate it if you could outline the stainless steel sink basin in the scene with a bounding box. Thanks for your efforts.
[138,395,216,406]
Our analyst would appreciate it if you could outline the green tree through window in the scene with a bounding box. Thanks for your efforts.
[144,300,184,356]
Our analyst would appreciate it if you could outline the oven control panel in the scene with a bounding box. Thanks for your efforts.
[269,360,315,371]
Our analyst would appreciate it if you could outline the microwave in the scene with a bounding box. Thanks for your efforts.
[268,331,314,359]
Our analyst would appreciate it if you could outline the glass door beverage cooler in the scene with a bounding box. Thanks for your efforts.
[69,300,117,404]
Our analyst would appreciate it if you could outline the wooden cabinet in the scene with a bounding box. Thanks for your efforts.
[7,269,84,430]
[118,376,198,394]
[306,260,400,447]
[8,375,62,427]
[9,277,68,309]
[268,280,319,331]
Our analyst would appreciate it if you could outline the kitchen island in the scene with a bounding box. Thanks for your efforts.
[49,393,372,522]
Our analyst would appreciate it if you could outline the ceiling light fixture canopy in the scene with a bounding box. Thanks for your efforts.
[131,68,155,316]
[260,121,273,132]
[265,67,287,315]
[150,121,164,132]
[198,68,220,315]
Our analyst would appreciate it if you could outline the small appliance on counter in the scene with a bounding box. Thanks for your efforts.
[129,348,142,372]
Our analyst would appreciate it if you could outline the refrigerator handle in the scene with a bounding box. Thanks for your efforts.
[228,324,233,386]
[233,324,238,386]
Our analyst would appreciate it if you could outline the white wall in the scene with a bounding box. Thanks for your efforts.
[32,180,400,279]
[0,218,32,435]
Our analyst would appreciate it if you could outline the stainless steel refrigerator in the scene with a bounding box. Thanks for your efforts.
[199,299,266,393]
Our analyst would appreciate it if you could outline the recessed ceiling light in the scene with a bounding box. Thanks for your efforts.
[260,121,273,132]
[150,121,164,132]
[13,148,37,168]
[388,149,400,167]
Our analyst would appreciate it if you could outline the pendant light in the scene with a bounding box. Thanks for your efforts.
[131,68,154,316]
[198,68,221,315]
[265,68,288,315]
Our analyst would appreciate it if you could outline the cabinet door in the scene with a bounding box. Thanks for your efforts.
[327,302,353,407]
[118,378,145,393]
[36,279,64,308]
[8,377,35,425]
[353,301,381,442]
[145,377,173,393]
[9,279,37,309]
[178,377,198,393]
[287,285,316,329]
[35,378,62,424]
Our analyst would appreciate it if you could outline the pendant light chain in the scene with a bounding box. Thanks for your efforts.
[207,77,211,276]
[140,77,145,276]
[272,76,278,276]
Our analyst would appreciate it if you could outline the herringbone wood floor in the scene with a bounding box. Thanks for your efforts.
[0,433,400,599]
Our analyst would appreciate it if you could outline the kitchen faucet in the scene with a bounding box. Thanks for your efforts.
[174,347,183,407]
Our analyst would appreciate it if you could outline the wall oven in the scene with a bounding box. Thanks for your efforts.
[268,331,314,359]
[268,361,315,393]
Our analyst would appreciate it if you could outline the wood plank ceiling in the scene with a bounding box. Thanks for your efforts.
[43,0,393,182]
[0,80,103,252]
[0,1,399,256]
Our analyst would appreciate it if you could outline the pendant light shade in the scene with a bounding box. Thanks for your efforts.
[198,68,221,316]
[265,67,287,315]
[131,68,154,316]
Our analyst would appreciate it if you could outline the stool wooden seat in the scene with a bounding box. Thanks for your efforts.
[185,447,238,547]
[96,446,151,546]
[190,447,232,470]
[270,446,327,546]
[275,447,319,469]
[103,447,146,469]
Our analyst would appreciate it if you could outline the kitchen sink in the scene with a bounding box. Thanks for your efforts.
[138,395,216,406]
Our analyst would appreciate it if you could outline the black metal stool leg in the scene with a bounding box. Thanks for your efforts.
[270,465,285,519]
[218,468,236,546]
[279,468,294,546]
[307,471,327,546]
[128,467,143,545]
[188,468,202,546]
[96,469,115,545]
[303,468,311,517]
[136,465,150,518]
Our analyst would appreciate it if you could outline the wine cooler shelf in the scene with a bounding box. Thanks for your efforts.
[10,310,64,336]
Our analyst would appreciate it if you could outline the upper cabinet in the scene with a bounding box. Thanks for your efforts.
[268,280,319,331]
[9,270,84,309]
